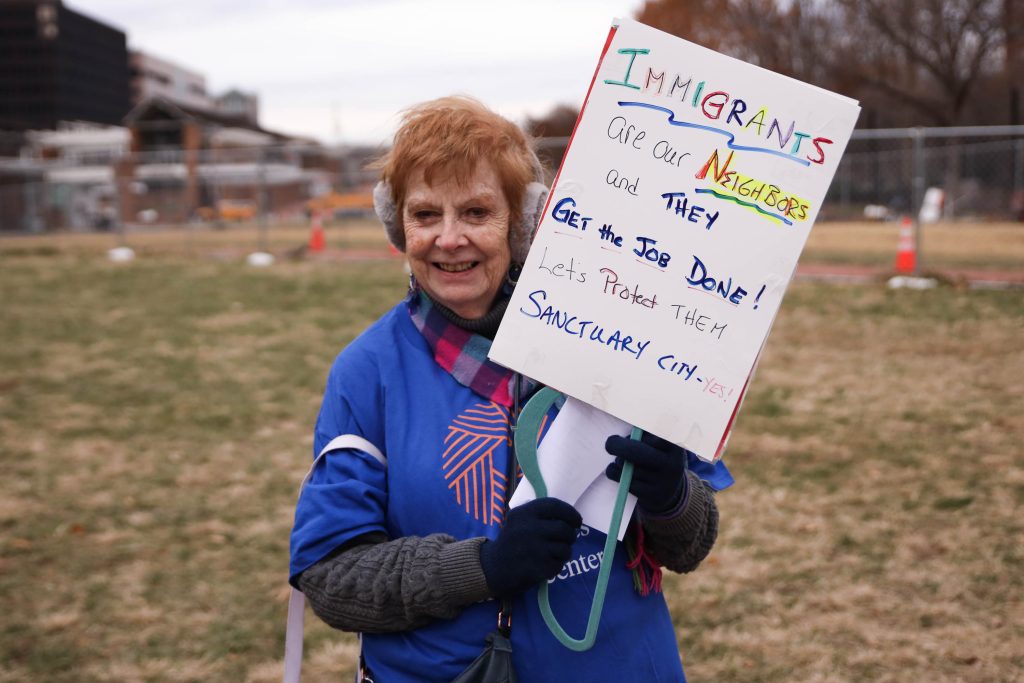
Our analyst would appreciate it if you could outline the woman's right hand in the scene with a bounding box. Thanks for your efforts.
[479,497,582,598]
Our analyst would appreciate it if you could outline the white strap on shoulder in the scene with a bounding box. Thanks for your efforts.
[319,434,386,466]
[296,434,386,494]
[283,434,386,683]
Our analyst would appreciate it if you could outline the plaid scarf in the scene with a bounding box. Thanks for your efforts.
[407,288,530,407]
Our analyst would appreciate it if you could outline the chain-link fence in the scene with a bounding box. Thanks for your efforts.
[537,126,1024,223]
[0,142,381,234]
[2,126,1023,235]
[829,126,1024,222]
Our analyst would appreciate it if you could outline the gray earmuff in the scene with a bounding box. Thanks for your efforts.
[373,153,549,266]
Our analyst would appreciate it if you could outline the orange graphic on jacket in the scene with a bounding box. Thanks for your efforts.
[442,402,511,526]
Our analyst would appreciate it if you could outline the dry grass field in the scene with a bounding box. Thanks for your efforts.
[801,221,1024,272]
[1,221,1021,681]
[0,218,387,260]
[2,218,1023,274]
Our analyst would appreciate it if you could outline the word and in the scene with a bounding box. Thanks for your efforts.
[656,354,698,381]
[606,168,639,195]
[601,267,658,309]
[669,305,728,339]
[551,197,593,231]
[661,191,721,230]
[604,47,834,165]
[685,255,753,305]
[696,149,810,223]
[606,115,692,170]
[519,289,652,360]
[537,246,587,284]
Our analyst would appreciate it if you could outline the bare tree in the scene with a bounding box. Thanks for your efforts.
[524,104,581,175]
[637,0,839,81]
[524,104,580,139]
[835,0,1006,125]
[1002,0,1024,124]
[636,0,735,53]
[635,0,1018,127]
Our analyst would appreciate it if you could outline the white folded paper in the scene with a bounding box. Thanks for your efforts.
[510,397,637,540]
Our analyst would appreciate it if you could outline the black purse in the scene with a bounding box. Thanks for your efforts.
[449,377,526,683]
[450,627,518,683]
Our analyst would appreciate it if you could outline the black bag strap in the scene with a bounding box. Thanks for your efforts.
[497,374,526,637]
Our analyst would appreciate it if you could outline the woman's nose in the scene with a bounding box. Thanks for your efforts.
[436,214,468,250]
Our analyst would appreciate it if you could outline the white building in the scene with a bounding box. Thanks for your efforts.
[129,51,214,112]
[23,124,130,164]
[18,124,129,230]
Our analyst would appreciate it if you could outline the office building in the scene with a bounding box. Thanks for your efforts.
[0,0,131,130]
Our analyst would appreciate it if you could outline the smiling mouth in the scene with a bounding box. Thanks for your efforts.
[435,262,478,273]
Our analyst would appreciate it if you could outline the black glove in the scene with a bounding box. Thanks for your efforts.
[479,497,582,598]
[605,432,690,514]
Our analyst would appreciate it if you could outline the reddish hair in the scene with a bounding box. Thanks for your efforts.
[376,96,538,226]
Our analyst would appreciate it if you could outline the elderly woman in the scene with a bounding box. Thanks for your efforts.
[289,96,733,682]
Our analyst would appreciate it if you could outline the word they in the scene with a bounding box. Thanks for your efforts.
[661,191,720,230]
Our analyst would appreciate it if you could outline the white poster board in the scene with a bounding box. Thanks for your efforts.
[489,18,861,462]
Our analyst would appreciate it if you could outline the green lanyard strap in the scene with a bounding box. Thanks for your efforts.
[513,387,641,652]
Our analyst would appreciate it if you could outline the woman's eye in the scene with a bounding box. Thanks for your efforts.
[465,207,490,220]
[413,210,440,221]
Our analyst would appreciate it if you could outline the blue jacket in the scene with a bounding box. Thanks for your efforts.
[290,302,734,682]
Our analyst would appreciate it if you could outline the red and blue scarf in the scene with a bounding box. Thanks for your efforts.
[407,288,531,408]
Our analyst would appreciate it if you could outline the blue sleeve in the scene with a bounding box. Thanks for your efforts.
[289,448,388,585]
[687,453,735,492]
[289,345,390,585]
[312,345,386,457]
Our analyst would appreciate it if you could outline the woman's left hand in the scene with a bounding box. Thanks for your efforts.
[605,433,690,514]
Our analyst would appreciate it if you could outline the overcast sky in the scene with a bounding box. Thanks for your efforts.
[69,0,645,145]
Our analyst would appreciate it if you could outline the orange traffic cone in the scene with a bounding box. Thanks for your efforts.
[309,211,325,252]
[894,216,916,273]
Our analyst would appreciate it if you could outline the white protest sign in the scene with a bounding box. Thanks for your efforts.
[490,18,861,462]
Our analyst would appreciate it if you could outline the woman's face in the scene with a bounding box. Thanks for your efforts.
[402,162,512,319]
